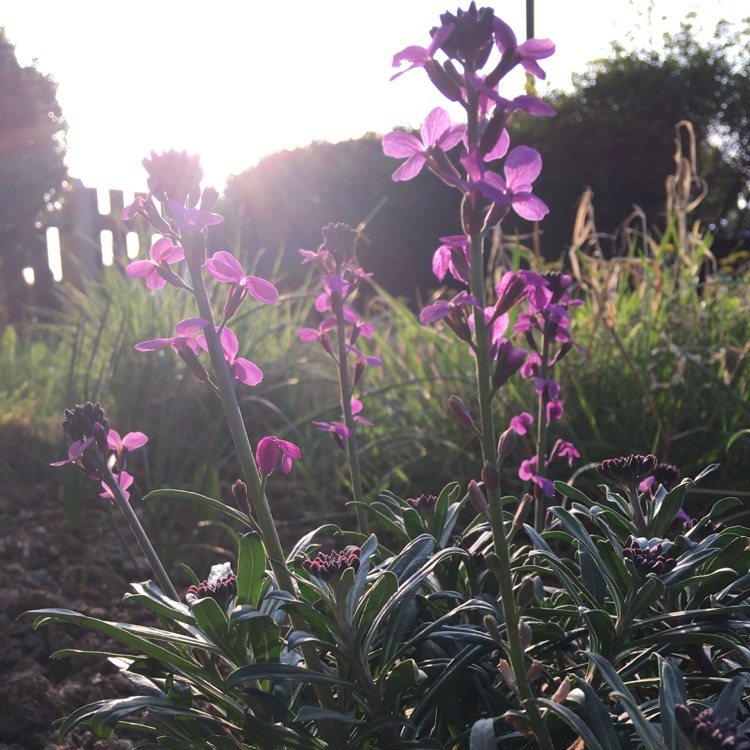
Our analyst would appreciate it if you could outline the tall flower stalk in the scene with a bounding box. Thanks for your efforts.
[384,5,560,746]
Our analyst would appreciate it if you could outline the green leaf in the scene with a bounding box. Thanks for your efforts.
[580,546,607,606]
[537,699,606,750]
[226,662,354,688]
[574,679,621,748]
[236,532,267,607]
[123,580,194,625]
[554,480,596,507]
[355,570,398,636]
[346,533,379,623]
[708,496,742,520]
[294,706,362,725]
[380,658,426,709]
[190,597,229,645]
[586,651,663,750]
[142,489,257,531]
[245,614,281,663]
[657,656,686,750]
[650,482,688,538]
[714,675,747,722]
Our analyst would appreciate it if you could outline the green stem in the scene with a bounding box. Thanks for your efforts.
[101,463,179,600]
[533,330,551,531]
[182,234,344,747]
[331,290,369,535]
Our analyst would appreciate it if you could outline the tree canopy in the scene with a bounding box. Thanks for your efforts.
[511,19,750,256]
[0,28,68,323]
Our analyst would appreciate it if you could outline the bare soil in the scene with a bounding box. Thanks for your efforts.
[1,423,160,750]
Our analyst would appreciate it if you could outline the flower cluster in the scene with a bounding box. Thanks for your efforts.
[597,454,659,493]
[675,704,750,749]
[622,540,677,577]
[186,569,238,607]
[407,493,438,512]
[256,436,302,476]
[298,223,380,447]
[302,548,362,581]
[639,461,681,495]
[51,402,147,504]
[121,150,279,386]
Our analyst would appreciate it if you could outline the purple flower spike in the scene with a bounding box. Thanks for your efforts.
[126,237,185,290]
[256,436,302,476]
[205,251,279,304]
[383,107,466,182]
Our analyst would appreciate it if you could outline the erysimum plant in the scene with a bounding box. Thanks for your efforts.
[25,4,750,750]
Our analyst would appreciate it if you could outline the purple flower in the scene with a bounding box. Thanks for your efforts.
[313,398,372,440]
[195,327,263,387]
[382,107,466,182]
[497,146,549,221]
[205,251,279,304]
[107,429,148,471]
[166,199,223,233]
[390,22,455,81]
[50,436,95,469]
[509,412,534,436]
[549,439,580,467]
[100,470,134,504]
[126,237,185,290]
[256,436,302,476]
[135,317,208,355]
[432,235,470,284]
[420,290,482,324]
[519,456,555,497]
[493,18,555,80]
[135,317,209,381]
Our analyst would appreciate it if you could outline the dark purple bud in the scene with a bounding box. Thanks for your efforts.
[199,186,220,212]
[93,421,109,454]
[232,479,250,515]
[173,340,209,382]
[321,222,358,265]
[492,340,527,390]
[448,395,475,430]
[186,566,237,607]
[407,493,438,513]
[222,284,248,323]
[461,192,484,236]
[497,427,516,461]
[517,577,535,609]
[424,59,463,102]
[482,202,510,231]
[143,149,203,207]
[62,402,109,443]
[436,4,495,67]
[468,479,488,516]
[479,105,510,158]
[622,540,677,577]
[513,493,532,530]
[597,454,659,490]
[352,358,366,388]
[303,547,361,581]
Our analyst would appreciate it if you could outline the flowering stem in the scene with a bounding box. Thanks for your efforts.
[467,230,553,750]
[533,329,552,531]
[331,290,369,535]
[100,463,179,601]
[182,237,344,745]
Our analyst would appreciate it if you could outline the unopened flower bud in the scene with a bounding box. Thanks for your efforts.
[321,222,358,265]
[516,576,535,609]
[424,59,462,102]
[497,427,516,462]
[481,462,501,491]
[551,677,571,704]
[199,186,220,212]
[483,614,506,646]
[513,494,533,530]
[498,659,516,687]
[232,479,250,515]
[173,340,209,382]
[519,619,532,650]
[222,284,247,323]
[448,395,474,430]
[93,421,109,454]
[468,479,488,517]
[526,659,542,682]
[484,551,503,574]
[504,714,531,737]
[461,192,484,236]
[352,358,366,388]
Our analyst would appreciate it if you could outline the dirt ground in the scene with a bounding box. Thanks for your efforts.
[1,424,166,750]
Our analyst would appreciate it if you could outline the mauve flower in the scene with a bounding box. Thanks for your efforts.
[509,412,534,436]
[195,327,263,387]
[256,436,302,476]
[519,456,555,497]
[126,237,185,290]
[432,235,471,284]
[107,429,148,471]
[420,290,482,324]
[135,317,209,381]
[166,199,223,233]
[205,251,279,304]
[100,470,134,504]
[493,17,555,80]
[390,22,455,81]
[383,107,466,182]
[497,146,549,221]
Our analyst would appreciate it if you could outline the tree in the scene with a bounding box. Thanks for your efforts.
[0,28,68,324]
[510,19,750,257]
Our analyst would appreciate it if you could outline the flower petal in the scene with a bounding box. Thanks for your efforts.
[234,357,263,386]
[382,131,423,158]
[242,276,279,304]
[205,251,243,282]
[505,146,543,188]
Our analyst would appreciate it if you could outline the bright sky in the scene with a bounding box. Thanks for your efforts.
[3,0,748,194]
